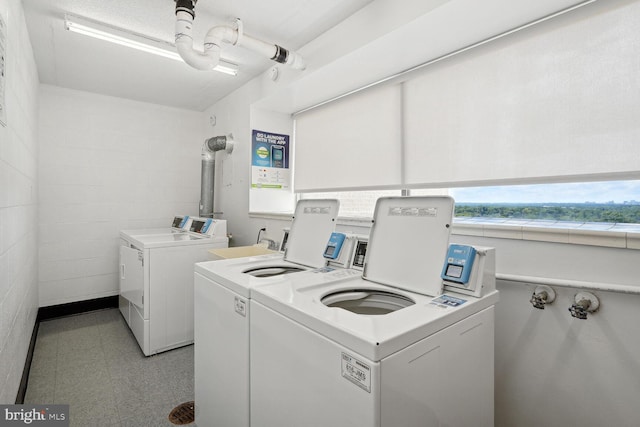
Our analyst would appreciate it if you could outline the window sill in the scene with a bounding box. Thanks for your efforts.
[249,212,294,221]
[453,218,640,249]
[249,212,640,250]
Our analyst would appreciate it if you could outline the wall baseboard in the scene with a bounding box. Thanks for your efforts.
[15,295,119,403]
[14,321,39,404]
[36,295,118,322]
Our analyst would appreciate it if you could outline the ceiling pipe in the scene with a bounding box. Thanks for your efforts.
[174,0,306,71]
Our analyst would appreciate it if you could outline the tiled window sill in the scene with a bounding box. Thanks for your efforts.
[452,218,640,249]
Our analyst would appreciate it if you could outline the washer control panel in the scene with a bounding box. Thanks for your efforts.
[442,245,495,298]
[172,215,190,230]
[188,217,228,237]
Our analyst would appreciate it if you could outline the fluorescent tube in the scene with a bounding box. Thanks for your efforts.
[64,16,238,76]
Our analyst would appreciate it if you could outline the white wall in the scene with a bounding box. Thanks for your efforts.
[37,85,206,307]
[204,0,640,425]
[453,235,640,427]
[0,0,40,404]
[202,79,295,246]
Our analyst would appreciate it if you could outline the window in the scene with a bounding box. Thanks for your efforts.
[299,180,640,224]
[451,180,640,224]
[451,181,640,224]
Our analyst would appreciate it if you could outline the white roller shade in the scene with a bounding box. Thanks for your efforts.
[403,1,640,187]
[294,84,403,192]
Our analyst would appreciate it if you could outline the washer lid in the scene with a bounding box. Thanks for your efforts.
[363,196,454,296]
[283,199,340,268]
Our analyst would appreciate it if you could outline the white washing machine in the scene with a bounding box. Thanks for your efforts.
[193,199,342,427]
[119,217,228,356]
[249,196,499,427]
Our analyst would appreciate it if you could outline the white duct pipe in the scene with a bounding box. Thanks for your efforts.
[174,1,305,71]
[175,10,224,70]
[239,32,306,70]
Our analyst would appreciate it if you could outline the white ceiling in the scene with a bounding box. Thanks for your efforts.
[23,0,373,111]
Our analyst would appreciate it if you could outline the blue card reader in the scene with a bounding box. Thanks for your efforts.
[324,232,346,260]
[441,244,476,285]
[201,218,213,233]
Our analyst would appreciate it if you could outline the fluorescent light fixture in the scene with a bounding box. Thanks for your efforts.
[64,15,238,76]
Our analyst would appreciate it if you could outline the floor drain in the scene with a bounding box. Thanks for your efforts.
[168,401,195,425]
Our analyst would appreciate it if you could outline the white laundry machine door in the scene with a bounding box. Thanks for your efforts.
[120,245,144,307]
[250,301,380,427]
[195,272,250,427]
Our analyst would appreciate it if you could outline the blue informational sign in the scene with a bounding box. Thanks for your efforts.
[252,130,290,169]
[251,129,292,190]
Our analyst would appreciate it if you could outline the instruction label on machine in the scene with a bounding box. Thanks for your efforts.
[234,297,247,317]
[341,352,371,393]
[388,206,438,217]
[251,129,291,190]
[430,294,468,308]
[303,206,331,215]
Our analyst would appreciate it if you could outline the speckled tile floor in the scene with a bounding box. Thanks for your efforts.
[24,308,196,427]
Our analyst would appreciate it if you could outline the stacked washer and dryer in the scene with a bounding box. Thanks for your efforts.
[194,196,499,427]
[119,216,228,356]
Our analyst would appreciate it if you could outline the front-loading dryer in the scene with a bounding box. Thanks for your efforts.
[249,196,499,427]
[119,218,228,356]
